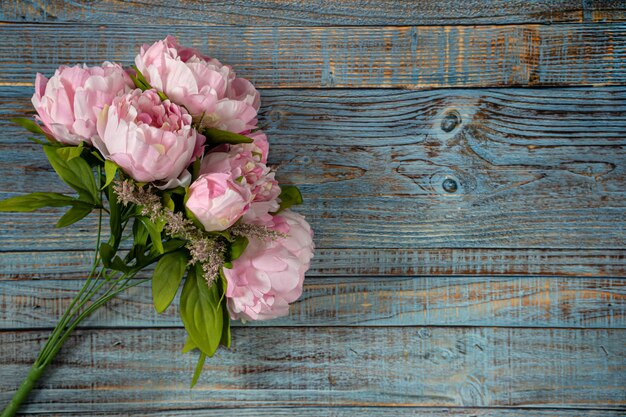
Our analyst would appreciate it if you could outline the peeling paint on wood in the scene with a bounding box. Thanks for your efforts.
[0,7,625,415]
[0,276,624,329]
[2,0,625,26]
[1,24,626,88]
[1,248,624,279]
[0,327,624,411]
[1,87,625,249]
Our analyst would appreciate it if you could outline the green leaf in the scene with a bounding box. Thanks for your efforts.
[162,238,186,253]
[107,185,122,250]
[56,204,92,228]
[129,66,151,91]
[43,145,99,204]
[110,256,130,273]
[162,193,175,211]
[130,66,168,101]
[191,158,202,182]
[99,242,115,267]
[180,264,223,358]
[202,128,253,145]
[26,137,47,146]
[152,250,188,314]
[275,185,303,213]
[182,336,197,354]
[219,272,231,348]
[127,219,149,266]
[103,160,118,189]
[56,143,84,161]
[133,219,149,247]
[220,302,231,348]
[11,117,45,135]
[91,151,105,163]
[190,352,206,388]
[139,217,164,254]
[229,235,248,262]
[0,192,85,212]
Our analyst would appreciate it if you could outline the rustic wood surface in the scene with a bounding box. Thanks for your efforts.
[0,1,625,416]
[1,328,625,410]
[1,276,624,329]
[2,24,626,88]
[2,0,625,26]
[2,87,625,250]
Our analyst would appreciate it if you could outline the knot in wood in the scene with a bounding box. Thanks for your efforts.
[442,178,458,193]
[441,110,461,132]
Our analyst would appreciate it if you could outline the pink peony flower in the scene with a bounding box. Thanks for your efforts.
[134,36,260,134]
[185,172,252,232]
[223,210,314,321]
[31,63,133,145]
[243,129,270,164]
[94,89,202,188]
[186,146,279,231]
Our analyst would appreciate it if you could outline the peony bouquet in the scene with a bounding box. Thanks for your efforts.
[0,37,314,416]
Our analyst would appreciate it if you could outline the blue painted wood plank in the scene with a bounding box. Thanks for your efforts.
[1,23,625,88]
[1,327,624,411]
[1,248,623,279]
[3,0,625,26]
[1,86,624,250]
[10,407,625,417]
[0,276,624,329]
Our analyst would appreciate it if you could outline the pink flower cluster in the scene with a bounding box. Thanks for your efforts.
[32,37,313,321]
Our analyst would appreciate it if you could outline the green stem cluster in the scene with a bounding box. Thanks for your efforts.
[1,208,146,417]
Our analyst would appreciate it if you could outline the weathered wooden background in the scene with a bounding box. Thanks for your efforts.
[1,1,626,416]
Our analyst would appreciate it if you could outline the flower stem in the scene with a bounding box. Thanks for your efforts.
[0,269,146,417]
[1,201,141,417]
[0,361,47,417]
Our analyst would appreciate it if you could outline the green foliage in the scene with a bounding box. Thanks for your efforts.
[103,160,118,189]
[99,242,115,266]
[190,158,202,182]
[151,250,188,313]
[11,117,46,135]
[275,185,303,212]
[107,185,122,250]
[0,192,90,212]
[129,65,151,91]
[43,145,99,204]
[130,66,168,101]
[190,352,207,388]
[180,264,224,359]
[229,235,248,262]
[56,204,93,228]
[219,271,231,349]
[99,242,129,272]
[56,143,84,161]
[201,127,254,145]
[139,217,165,254]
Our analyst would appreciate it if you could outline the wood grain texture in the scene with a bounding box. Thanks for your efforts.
[3,0,625,26]
[0,276,624,329]
[0,5,625,414]
[13,408,626,417]
[1,248,624,279]
[1,23,626,88]
[1,87,625,249]
[1,327,624,411]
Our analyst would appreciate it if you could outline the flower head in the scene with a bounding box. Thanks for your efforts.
[135,36,260,134]
[223,210,314,321]
[94,89,203,188]
[32,63,133,145]
[185,146,279,231]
